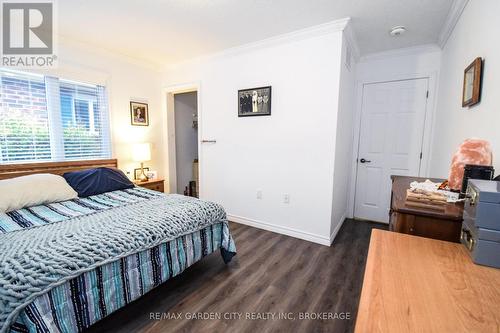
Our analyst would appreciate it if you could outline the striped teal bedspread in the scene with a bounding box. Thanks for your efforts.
[0,187,236,333]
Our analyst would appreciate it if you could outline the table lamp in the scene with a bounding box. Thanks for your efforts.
[132,143,151,182]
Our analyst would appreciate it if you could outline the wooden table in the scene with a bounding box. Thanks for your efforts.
[390,175,464,242]
[355,230,500,333]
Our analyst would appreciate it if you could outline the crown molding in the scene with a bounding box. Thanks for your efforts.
[360,43,441,62]
[342,19,360,62]
[164,18,352,72]
[438,0,469,48]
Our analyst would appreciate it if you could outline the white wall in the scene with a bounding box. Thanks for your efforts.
[330,36,356,239]
[431,0,500,177]
[163,26,346,245]
[174,92,198,194]
[356,46,442,84]
[39,40,164,179]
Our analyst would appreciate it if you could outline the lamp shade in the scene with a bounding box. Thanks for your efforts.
[132,143,151,162]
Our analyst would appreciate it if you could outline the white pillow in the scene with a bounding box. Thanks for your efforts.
[0,173,78,213]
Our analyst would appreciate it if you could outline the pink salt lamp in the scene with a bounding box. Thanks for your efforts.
[448,138,492,191]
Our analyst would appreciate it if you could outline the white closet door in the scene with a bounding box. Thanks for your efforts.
[354,78,429,223]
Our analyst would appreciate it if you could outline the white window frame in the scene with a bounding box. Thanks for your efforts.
[0,70,111,163]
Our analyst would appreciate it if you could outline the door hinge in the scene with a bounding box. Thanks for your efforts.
[426,91,429,98]
[419,152,423,159]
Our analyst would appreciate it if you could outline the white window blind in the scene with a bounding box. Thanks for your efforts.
[0,69,111,163]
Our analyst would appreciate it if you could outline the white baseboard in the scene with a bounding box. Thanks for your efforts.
[329,213,346,245]
[227,214,331,246]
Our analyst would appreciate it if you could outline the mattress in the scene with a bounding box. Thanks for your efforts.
[0,187,236,333]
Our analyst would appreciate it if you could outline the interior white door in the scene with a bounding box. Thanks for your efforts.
[354,78,429,223]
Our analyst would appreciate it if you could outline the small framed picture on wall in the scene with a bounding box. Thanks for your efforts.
[462,57,483,107]
[130,101,149,126]
[238,86,271,117]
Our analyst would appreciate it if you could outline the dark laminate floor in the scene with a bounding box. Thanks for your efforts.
[86,219,387,333]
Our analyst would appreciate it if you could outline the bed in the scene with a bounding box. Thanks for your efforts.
[0,159,236,333]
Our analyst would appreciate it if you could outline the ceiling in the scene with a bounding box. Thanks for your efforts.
[58,0,454,67]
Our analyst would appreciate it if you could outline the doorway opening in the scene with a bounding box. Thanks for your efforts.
[165,85,200,198]
[173,92,198,196]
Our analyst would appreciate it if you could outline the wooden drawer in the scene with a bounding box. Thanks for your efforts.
[390,212,461,242]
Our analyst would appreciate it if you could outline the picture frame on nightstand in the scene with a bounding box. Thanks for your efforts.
[134,167,149,180]
[146,170,158,180]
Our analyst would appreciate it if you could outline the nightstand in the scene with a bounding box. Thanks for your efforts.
[389,176,463,243]
[134,179,165,192]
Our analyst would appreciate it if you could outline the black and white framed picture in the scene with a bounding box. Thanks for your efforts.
[238,86,271,117]
[130,101,149,126]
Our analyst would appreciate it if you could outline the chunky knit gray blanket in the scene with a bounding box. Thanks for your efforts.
[0,194,227,332]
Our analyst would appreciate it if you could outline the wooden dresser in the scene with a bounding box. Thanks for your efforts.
[389,175,463,242]
[355,230,500,333]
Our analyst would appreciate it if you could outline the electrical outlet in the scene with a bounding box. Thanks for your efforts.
[256,190,262,199]
[283,194,290,204]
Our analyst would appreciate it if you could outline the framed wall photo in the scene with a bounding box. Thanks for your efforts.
[238,86,271,117]
[130,101,149,126]
[462,57,483,107]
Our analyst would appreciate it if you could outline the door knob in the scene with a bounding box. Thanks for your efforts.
[359,158,371,163]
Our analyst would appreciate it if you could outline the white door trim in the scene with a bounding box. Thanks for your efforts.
[162,82,202,195]
[347,70,439,221]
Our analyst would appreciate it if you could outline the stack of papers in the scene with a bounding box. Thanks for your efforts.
[409,179,461,203]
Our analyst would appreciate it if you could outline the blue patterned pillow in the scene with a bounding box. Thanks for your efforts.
[63,167,134,197]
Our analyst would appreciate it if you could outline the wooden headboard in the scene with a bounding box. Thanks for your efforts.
[0,159,118,180]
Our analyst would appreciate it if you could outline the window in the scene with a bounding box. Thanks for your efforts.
[0,69,111,163]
